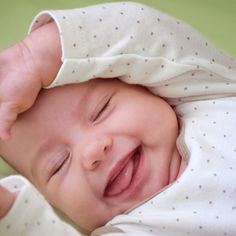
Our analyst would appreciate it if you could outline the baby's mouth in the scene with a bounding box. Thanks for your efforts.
[104,146,141,197]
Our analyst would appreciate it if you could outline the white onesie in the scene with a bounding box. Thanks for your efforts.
[0,2,236,236]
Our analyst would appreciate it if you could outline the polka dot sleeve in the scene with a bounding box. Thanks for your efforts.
[0,175,82,236]
[28,1,236,104]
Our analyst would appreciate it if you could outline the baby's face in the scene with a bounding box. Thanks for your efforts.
[0,78,183,231]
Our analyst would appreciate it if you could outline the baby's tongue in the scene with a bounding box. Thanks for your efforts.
[106,158,134,197]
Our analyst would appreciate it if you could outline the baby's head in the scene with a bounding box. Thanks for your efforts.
[0,78,184,231]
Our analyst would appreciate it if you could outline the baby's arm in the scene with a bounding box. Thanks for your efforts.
[31,2,235,103]
[0,22,61,140]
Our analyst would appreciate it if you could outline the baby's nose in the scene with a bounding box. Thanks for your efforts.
[81,135,112,170]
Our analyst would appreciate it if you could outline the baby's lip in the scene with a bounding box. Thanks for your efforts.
[104,146,140,197]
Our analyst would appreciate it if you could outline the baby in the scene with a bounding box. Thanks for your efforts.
[1,1,236,236]
[0,77,186,231]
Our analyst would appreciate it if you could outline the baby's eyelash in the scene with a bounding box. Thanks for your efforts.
[93,96,112,121]
[51,154,70,177]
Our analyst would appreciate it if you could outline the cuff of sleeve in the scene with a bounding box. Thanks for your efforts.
[28,9,92,88]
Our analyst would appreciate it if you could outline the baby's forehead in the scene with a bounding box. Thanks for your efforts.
[18,78,149,128]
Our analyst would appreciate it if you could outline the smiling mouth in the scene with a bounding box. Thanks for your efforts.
[104,146,142,197]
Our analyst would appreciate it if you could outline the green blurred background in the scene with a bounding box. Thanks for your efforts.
[0,0,236,177]
[1,0,236,57]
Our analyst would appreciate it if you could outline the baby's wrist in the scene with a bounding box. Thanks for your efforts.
[23,22,62,87]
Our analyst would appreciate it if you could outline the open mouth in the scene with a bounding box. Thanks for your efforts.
[104,146,142,197]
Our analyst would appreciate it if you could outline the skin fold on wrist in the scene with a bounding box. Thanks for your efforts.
[23,22,62,87]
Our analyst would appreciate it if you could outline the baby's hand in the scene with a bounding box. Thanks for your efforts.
[0,42,42,140]
[0,22,61,140]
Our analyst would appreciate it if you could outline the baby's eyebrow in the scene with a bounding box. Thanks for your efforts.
[36,139,54,159]
[70,81,97,118]
[30,139,56,180]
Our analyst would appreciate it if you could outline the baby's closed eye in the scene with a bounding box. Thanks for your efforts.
[49,150,71,181]
[91,94,114,123]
